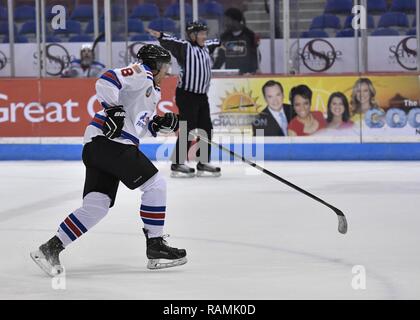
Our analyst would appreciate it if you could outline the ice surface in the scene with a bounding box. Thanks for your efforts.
[0,160,419,299]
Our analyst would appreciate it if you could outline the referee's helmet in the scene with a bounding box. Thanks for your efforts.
[186,21,208,34]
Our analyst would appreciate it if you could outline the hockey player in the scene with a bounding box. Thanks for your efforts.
[30,44,187,276]
[62,44,105,78]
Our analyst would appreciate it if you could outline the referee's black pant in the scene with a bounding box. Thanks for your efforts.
[171,87,213,164]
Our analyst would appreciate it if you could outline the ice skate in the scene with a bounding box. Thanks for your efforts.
[143,228,187,270]
[196,162,221,177]
[30,236,65,277]
[170,164,195,178]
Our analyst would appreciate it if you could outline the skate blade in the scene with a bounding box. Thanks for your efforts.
[30,250,64,277]
[147,257,187,270]
[196,170,221,178]
[170,171,195,178]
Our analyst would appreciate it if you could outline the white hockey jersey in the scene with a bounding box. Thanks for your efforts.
[84,63,160,146]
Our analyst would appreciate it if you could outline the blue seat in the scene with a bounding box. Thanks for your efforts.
[344,14,375,29]
[46,35,62,42]
[128,19,145,34]
[164,3,192,18]
[301,30,329,38]
[70,5,93,21]
[54,20,81,34]
[413,17,416,27]
[14,5,36,21]
[390,0,416,13]
[130,33,155,41]
[3,35,28,43]
[85,19,105,33]
[130,4,160,20]
[336,28,360,37]
[378,12,409,28]
[310,14,341,29]
[371,28,400,36]
[324,0,353,14]
[68,34,93,42]
[20,21,37,34]
[0,21,17,34]
[367,0,387,13]
[406,29,416,36]
[111,4,124,20]
[98,33,125,41]
[148,18,177,33]
[0,6,7,20]
[199,1,224,17]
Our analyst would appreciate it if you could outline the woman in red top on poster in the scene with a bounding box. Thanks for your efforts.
[288,85,326,136]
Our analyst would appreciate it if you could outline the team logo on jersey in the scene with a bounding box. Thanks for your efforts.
[136,112,149,129]
[146,86,153,97]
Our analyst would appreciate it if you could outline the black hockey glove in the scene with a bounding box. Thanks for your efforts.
[148,112,179,137]
[102,106,125,139]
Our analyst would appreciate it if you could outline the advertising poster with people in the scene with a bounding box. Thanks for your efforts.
[207,75,420,142]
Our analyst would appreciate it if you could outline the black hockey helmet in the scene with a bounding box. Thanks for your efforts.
[186,21,208,34]
[136,44,171,71]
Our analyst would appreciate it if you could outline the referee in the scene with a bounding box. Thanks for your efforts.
[148,21,221,178]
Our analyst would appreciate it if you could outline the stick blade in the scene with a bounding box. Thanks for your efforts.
[335,209,348,234]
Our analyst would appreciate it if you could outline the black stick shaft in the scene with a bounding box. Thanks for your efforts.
[191,132,347,221]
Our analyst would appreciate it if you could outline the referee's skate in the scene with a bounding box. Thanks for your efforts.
[196,162,221,177]
[170,164,196,178]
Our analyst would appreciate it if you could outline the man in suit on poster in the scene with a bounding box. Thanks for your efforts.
[252,80,295,136]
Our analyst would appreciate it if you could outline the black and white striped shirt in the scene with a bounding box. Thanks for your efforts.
[159,33,220,94]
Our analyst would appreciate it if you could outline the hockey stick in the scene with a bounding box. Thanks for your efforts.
[189,132,348,234]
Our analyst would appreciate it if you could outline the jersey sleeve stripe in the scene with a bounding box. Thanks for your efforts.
[100,70,122,89]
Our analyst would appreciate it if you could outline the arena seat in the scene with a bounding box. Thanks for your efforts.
[310,14,341,30]
[378,12,409,28]
[0,21,17,34]
[406,29,416,36]
[367,0,388,14]
[46,35,62,42]
[199,1,224,17]
[54,20,82,35]
[128,19,145,34]
[390,0,416,14]
[19,21,37,35]
[130,4,160,20]
[68,34,93,42]
[14,5,36,21]
[336,28,360,37]
[130,33,155,41]
[164,3,192,18]
[148,18,177,33]
[70,5,93,21]
[324,0,353,14]
[3,35,28,43]
[0,6,7,20]
[301,30,329,38]
[371,28,400,36]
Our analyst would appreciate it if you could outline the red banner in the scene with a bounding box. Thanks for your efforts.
[0,77,179,137]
